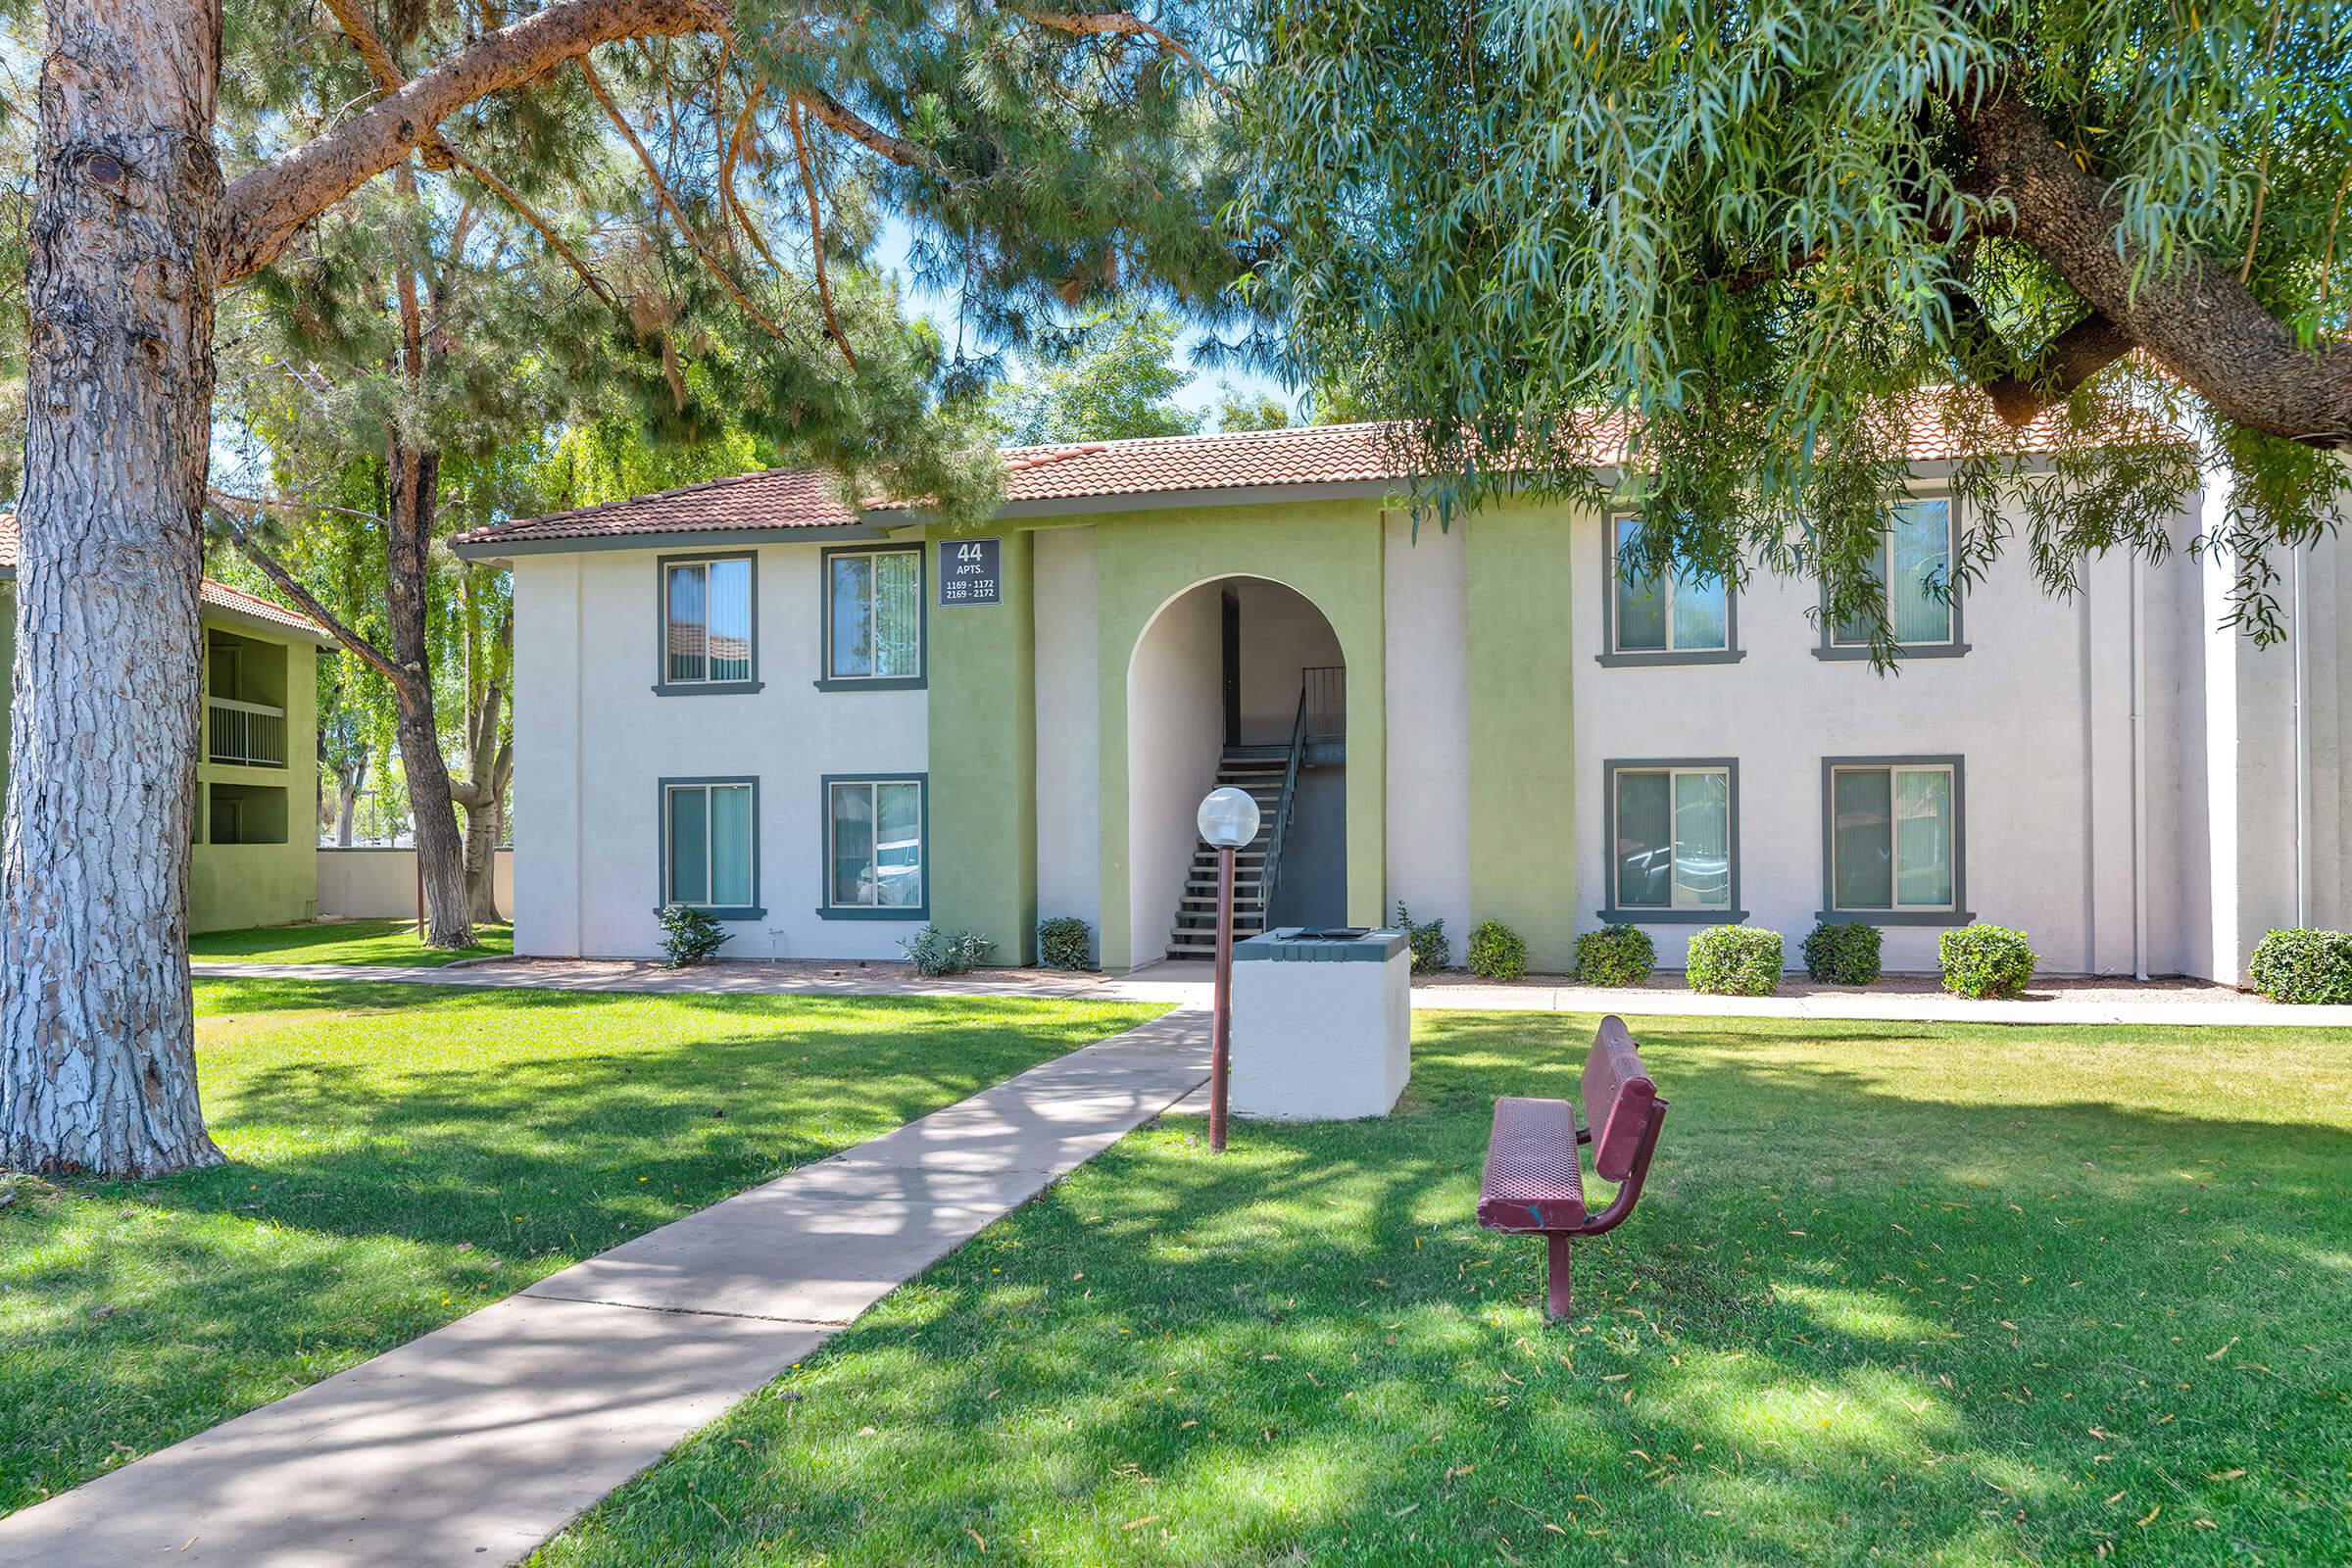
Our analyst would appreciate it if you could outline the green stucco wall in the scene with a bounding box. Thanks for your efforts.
[1091,500,1388,971]
[1466,505,1580,971]
[0,585,320,934]
[925,528,1039,961]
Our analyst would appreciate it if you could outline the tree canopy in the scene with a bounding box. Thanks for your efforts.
[1243,0,2352,652]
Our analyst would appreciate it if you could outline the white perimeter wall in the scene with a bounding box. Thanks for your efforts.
[1034,527,1102,938]
[1126,582,1224,962]
[510,543,927,960]
[318,848,514,919]
[1381,512,1472,961]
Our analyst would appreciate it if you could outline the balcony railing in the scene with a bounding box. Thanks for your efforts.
[207,697,287,768]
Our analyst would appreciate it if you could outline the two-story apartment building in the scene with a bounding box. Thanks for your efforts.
[452,422,2351,983]
[1,514,331,932]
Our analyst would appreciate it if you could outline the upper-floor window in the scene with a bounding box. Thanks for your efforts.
[660,555,759,693]
[822,546,924,689]
[1822,498,1966,658]
[1822,757,1969,924]
[1602,760,1741,921]
[1601,514,1739,666]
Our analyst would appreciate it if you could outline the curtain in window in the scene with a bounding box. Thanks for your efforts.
[829,782,876,905]
[667,786,710,904]
[1832,768,1894,907]
[1890,501,1953,644]
[873,552,920,678]
[1613,518,1668,652]
[1893,768,1953,906]
[709,784,754,906]
[706,560,753,682]
[666,564,709,682]
[1614,769,1672,906]
[874,781,923,906]
[1672,770,1732,906]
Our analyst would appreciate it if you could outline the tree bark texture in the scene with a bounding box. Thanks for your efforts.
[385,442,475,949]
[2,0,225,1176]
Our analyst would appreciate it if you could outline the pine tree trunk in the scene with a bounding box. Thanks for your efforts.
[1,0,225,1177]
[386,441,474,950]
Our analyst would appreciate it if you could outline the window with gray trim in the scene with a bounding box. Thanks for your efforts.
[662,778,759,915]
[1825,760,1961,915]
[826,776,926,912]
[662,555,756,688]
[1603,514,1737,663]
[1826,498,1961,651]
[1604,760,1739,917]
[824,546,923,683]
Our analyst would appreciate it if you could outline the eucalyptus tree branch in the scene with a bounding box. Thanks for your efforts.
[790,98,858,370]
[220,0,717,280]
[1980,312,2136,426]
[1960,90,2352,449]
[577,54,798,346]
[207,495,403,685]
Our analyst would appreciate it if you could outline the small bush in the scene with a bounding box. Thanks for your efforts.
[1801,920,1883,985]
[1574,924,1655,987]
[1037,915,1096,971]
[1938,923,2037,999]
[2248,928,2352,1004]
[902,924,996,977]
[1394,901,1451,973]
[657,904,730,968]
[1687,925,1783,996]
[1466,920,1529,981]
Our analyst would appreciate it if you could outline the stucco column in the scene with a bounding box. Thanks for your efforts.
[926,528,1039,962]
[1466,506,1580,972]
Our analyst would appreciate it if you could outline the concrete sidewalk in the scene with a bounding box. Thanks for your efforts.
[0,1009,1209,1567]
[189,956,2352,1028]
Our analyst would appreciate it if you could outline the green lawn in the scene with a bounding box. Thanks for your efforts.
[188,916,515,966]
[0,981,1166,1516]
[534,1012,2352,1568]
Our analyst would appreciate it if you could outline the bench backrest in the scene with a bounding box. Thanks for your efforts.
[1581,1016,1659,1182]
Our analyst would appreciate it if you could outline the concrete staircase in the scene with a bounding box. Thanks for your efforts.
[1163,749,1289,960]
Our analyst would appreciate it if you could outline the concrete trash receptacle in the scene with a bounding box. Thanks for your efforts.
[1230,926,1411,1120]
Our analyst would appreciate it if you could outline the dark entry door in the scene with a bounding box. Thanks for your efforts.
[1221,589,1242,747]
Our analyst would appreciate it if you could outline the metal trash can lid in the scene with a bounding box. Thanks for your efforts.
[1235,926,1408,962]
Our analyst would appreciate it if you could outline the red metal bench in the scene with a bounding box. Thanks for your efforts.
[1475,1015,1668,1319]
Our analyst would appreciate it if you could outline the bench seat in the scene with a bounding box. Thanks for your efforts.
[1475,1096,1587,1232]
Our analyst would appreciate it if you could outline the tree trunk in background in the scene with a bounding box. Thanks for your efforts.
[386,441,475,949]
[1,0,225,1176]
[463,791,505,920]
[335,756,366,846]
[452,609,513,924]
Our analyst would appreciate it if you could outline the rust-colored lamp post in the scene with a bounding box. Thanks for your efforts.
[1196,785,1261,1152]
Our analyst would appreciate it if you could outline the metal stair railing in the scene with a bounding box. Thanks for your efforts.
[1257,689,1309,918]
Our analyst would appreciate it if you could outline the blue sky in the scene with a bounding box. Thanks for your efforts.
[874,216,1298,428]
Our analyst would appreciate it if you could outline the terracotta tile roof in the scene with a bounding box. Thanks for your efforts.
[0,514,330,640]
[451,406,2185,550]
[453,466,860,548]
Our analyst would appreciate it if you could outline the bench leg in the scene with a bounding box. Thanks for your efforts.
[1544,1233,1573,1320]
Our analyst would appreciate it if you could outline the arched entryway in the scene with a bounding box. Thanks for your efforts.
[1126,575,1348,960]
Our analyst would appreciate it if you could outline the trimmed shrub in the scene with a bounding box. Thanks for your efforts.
[657,904,730,968]
[1938,923,2038,999]
[1394,901,1451,973]
[1801,920,1883,986]
[902,924,996,978]
[1466,920,1529,981]
[1574,923,1655,987]
[1037,916,1096,971]
[2248,928,2352,1004]
[1687,926,1783,996]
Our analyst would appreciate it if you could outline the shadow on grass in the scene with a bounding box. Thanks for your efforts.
[1,987,1161,1515]
[533,1012,2352,1568]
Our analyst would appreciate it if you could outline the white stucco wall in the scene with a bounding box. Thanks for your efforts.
[508,542,927,960]
[1381,512,1472,958]
[1234,578,1346,743]
[318,848,514,919]
[1034,526,1102,938]
[1126,582,1225,963]
[1570,488,2212,975]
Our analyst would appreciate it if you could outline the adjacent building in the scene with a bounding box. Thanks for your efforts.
[452,423,2350,983]
[0,515,331,932]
